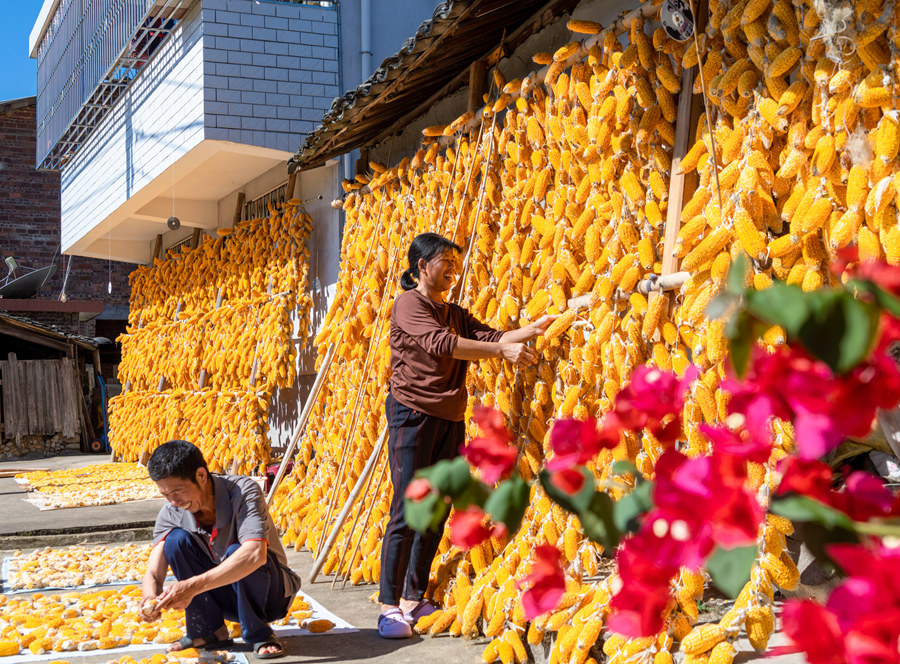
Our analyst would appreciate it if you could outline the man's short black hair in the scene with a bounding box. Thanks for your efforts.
[148,440,209,483]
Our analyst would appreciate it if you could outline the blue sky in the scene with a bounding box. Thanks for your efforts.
[0,3,41,102]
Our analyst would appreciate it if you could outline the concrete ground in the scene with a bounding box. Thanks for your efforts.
[0,454,807,663]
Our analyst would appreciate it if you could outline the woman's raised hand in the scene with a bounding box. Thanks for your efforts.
[524,314,558,340]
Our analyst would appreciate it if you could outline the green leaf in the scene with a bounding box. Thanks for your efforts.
[726,253,749,295]
[405,491,449,533]
[612,481,654,534]
[797,291,879,373]
[579,492,620,550]
[539,468,595,514]
[707,545,757,598]
[485,475,531,534]
[707,291,740,321]
[418,456,473,498]
[771,494,856,530]
[745,282,809,335]
[452,480,490,511]
[848,278,900,319]
[728,311,753,379]
[611,460,639,477]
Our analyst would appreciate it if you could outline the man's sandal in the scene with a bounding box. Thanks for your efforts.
[252,638,285,660]
[169,634,234,652]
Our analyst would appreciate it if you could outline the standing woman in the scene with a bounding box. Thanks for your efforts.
[377,232,554,638]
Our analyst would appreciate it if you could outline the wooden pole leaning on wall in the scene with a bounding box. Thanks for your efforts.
[308,427,388,584]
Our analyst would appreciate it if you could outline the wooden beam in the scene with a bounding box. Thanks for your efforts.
[659,70,698,278]
[92,348,102,378]
[153,234,163,261]
[190,227,202,248]
[659,1,708,281]
[355,148,369,176]
[286,171,298,200]
[467,60,487,112]
[232,191,246,227]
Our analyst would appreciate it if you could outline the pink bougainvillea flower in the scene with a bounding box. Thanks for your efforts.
[652,449,764,552]
[775,457,834,504]
[607,541,678,636]
[461,406,517,483]
[448,506,491,550]
[840,471,896,522]
[699,424,772,465]
[546,417,618,470]
[548,467,587,496]
[781,542,900,664]
[606,574,673,637]
[613,366,698,441]
[516,545,567,620]
[781,600,846,664]
[851,257,900,298]
[405,477,434,502]
[474,405,513,441]
[723,344,900,460]
[459,435,517,485]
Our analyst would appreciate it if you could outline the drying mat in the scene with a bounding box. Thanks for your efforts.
[1,555,174,595]
[15,463,161,510]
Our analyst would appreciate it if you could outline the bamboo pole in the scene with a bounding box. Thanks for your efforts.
[331,451,388,588]
[339,454,389,589]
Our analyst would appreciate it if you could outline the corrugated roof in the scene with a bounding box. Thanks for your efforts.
[0,313,97,351]
[288,0,580,172]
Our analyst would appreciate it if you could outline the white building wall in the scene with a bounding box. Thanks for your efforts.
[60,2,206,253]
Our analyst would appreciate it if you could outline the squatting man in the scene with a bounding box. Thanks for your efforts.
[138,440,300,659]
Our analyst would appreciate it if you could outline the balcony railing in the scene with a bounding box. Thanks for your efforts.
[35,0,190,171]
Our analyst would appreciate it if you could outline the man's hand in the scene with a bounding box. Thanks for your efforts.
[154,578,200,612]
[139,597,161,623]
[500,342,537,366]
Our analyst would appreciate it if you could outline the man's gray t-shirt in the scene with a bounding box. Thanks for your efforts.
[152,474,301,598]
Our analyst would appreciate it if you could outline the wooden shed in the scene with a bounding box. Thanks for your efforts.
[0,314,99,453]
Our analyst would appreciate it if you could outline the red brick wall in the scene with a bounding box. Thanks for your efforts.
[0,102,135,336]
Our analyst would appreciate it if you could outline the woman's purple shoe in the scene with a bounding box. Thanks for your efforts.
[403,599,439,625]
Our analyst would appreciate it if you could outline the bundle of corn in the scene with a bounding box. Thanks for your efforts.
[15,464,160,509]
[110,203,314,472]
[270,0,900,660]
[5,544,154,591]
[108,390,269,475]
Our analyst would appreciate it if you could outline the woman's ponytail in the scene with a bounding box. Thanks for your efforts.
[400,267,417,291]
